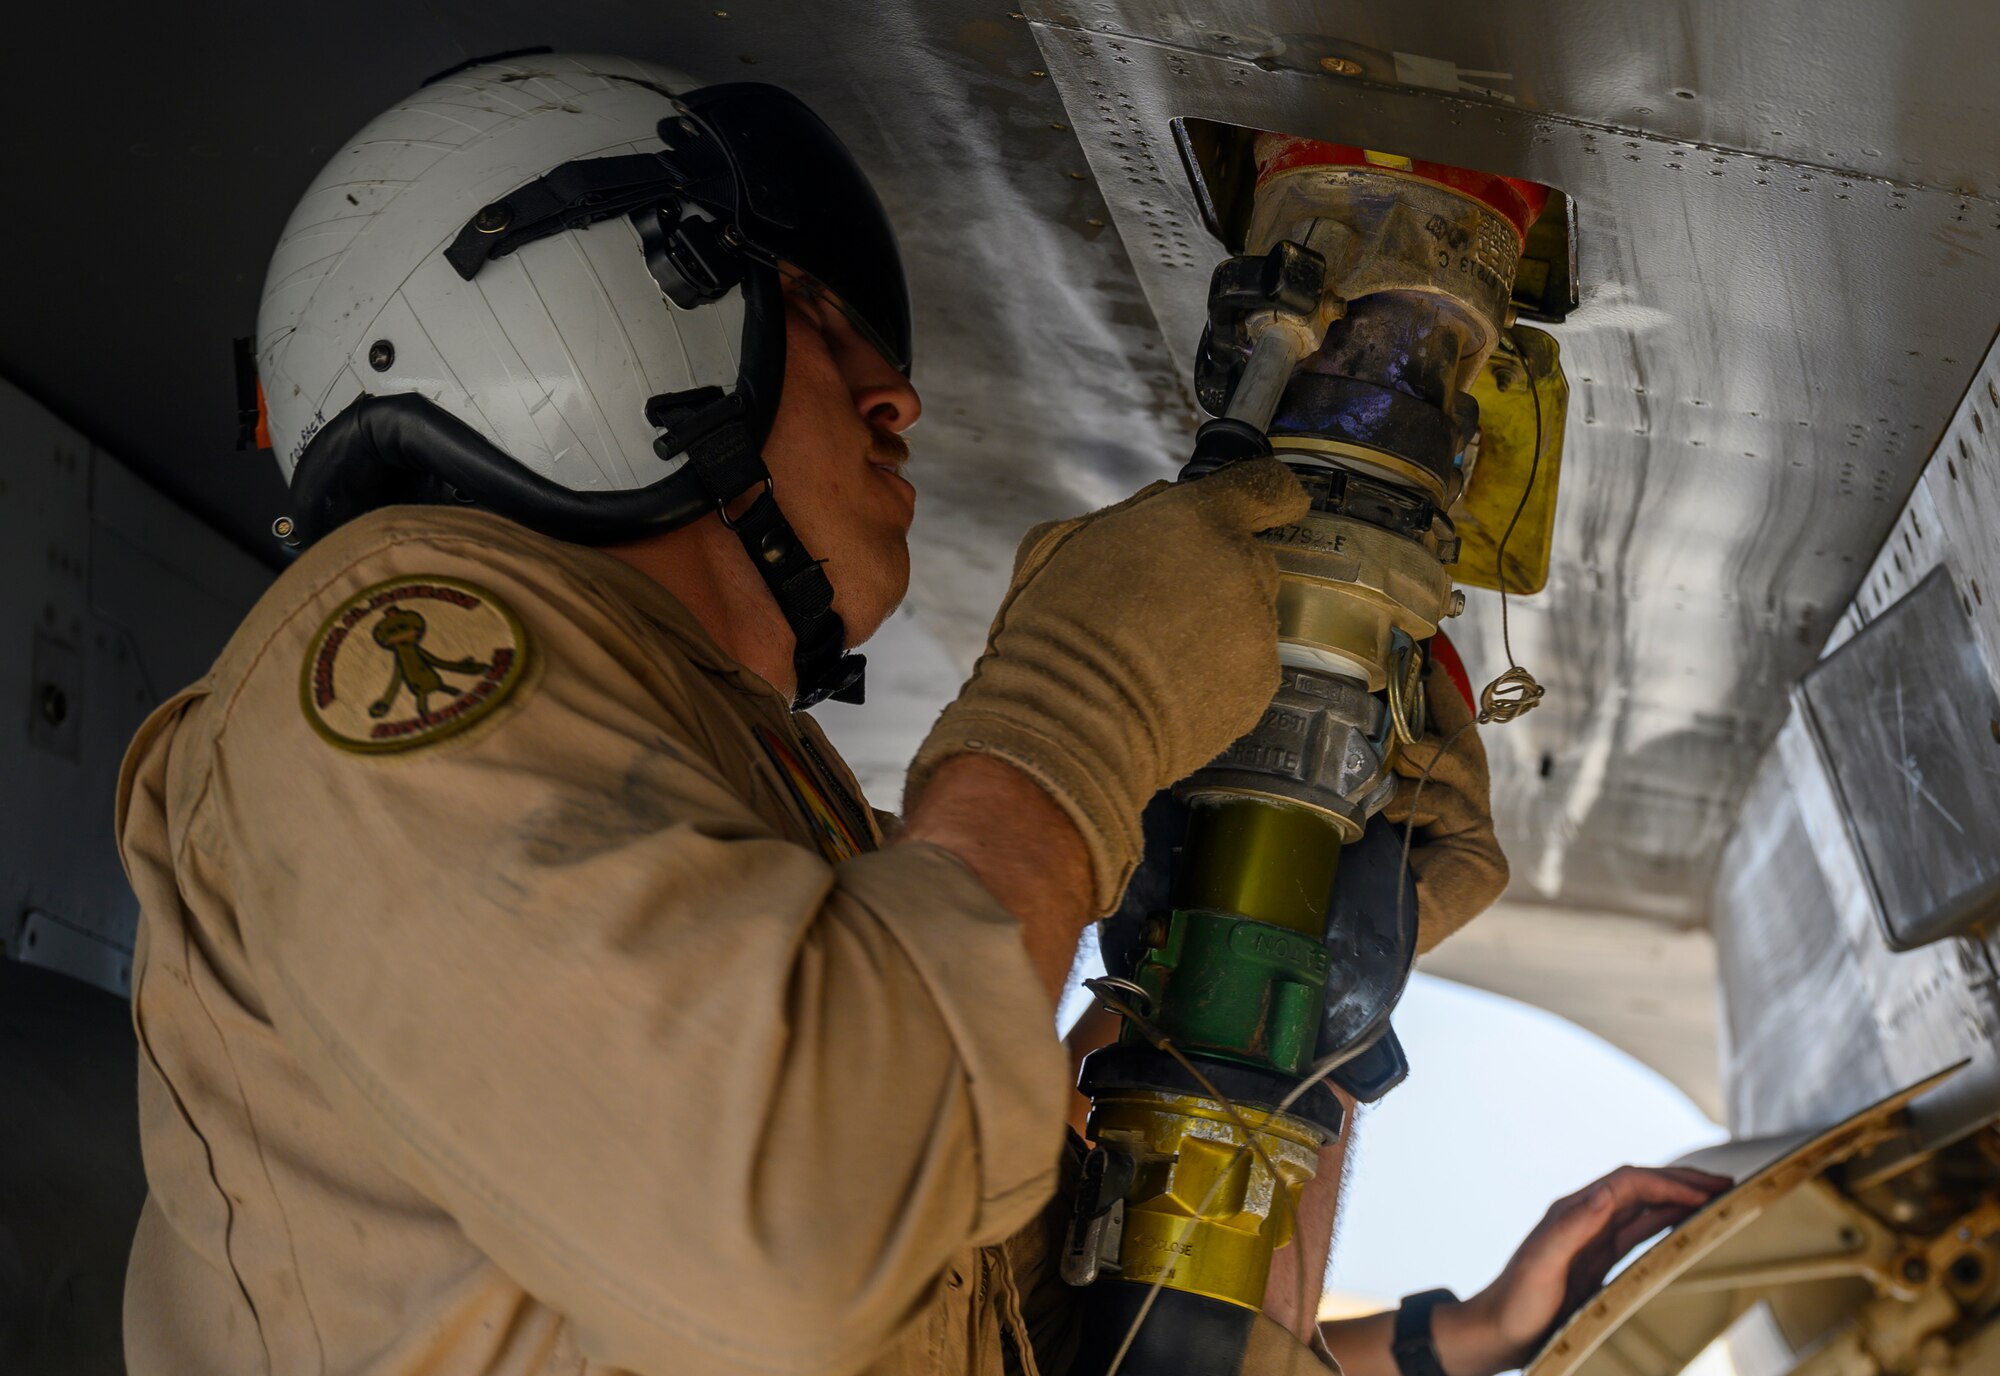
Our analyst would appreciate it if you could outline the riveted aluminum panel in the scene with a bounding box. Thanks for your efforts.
[1029,7,2000,923]
[1028,1,2000,196]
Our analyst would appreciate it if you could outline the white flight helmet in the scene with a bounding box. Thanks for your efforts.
[256,51,911,705]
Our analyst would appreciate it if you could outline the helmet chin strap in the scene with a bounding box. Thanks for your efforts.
[646,384,867,709]
[642,257,866,711]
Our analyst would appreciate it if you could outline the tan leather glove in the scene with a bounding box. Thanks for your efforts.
[908,459,1311,914]
[1384,655,1510,953]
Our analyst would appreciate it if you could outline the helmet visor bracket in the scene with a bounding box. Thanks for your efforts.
[442,151,695,282]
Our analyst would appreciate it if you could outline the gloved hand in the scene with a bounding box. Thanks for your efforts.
[907,459,1311,914]
[1384,653,1509,953]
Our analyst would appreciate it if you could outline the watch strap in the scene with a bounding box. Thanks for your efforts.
[1391,1288,1458,1376]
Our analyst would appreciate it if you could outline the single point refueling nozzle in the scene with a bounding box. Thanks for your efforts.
[1066,135,1562,1375]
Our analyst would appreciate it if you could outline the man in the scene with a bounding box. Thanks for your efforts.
[116,54,1722,1376]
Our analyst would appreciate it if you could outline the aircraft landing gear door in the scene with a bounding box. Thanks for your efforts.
[1526,1065,2000,1376]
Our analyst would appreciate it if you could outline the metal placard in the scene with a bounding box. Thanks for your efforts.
[0,380,268,996]
[1798,567,2000,951]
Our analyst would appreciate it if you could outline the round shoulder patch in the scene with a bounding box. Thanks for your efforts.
[299,576,531,754]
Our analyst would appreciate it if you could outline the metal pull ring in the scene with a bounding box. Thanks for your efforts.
[1387,640,1427,747]
[716,475,775,530]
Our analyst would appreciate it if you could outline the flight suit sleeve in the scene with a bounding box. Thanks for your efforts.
[193,529,1071,1376]
[1241,1320,1342,1375]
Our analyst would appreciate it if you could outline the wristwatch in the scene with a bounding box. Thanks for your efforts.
[1391,1288,1459,1376]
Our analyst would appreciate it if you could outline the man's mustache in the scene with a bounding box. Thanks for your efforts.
[869,425,911,469]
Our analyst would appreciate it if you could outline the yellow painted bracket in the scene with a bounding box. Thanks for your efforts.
[1451,326,1566,595]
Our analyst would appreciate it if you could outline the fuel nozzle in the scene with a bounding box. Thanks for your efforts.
[1066,135,1559,1375]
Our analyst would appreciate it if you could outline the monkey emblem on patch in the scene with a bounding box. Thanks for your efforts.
[300,576,530,754]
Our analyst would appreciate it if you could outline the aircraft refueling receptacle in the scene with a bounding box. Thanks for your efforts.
[1063,131,1569,1372]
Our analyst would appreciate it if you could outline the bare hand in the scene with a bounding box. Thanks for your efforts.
[1435,1164,1731,1376]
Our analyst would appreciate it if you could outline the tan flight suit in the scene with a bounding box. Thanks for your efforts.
[115,505,1329,1376]
[115,506,1096,1376]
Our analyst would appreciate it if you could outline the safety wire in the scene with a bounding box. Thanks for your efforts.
[1092,329,1550,1370]
[1477,327,1549,726]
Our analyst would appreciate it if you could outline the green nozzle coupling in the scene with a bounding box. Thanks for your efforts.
[1127,800,1345,1077]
